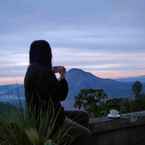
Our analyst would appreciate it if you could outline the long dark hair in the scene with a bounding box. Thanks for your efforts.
[29,40,52,69]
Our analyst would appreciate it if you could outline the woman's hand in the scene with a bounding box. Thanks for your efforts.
[53,66,66,79]
[60,67,66,79]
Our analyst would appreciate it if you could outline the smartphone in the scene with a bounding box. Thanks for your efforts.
[52,66,60,73]
[55,72,61,80]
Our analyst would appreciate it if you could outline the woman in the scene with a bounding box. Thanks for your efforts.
[24,40,92,145]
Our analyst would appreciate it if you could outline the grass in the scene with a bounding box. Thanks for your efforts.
[0,99,74,145]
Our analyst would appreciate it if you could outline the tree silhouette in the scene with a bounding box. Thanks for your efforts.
[74,89,108,117]
[132,81,143,99]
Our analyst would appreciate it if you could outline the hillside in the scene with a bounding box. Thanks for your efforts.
[63,68,133,109]
[0,68,141,109]
[117,76,145,83]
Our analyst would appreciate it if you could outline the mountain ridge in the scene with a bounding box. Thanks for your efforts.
[63,68,134,108]
[117,76,145,83]
[0,68,144,109]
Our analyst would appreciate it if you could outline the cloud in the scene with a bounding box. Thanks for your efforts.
[0,0,145,83]
[92,70,145,79]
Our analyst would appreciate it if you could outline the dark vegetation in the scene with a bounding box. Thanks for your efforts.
[0,100,73,145]
[74,81,145,117]
[0,80,145,144]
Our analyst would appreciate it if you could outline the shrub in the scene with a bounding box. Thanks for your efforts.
[0,99,73,145]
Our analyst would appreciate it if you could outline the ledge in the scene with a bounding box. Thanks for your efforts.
[89,111,145,134]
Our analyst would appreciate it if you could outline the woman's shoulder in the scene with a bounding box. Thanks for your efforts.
[27,64,57,80]
[27,64,51,74]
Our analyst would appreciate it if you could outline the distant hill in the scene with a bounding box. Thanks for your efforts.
[63,68,133,109]
[0,68,144,109]
[117,76,145,83]
[0,84,24,106]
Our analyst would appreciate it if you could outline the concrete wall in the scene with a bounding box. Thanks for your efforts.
[89,111,145,145]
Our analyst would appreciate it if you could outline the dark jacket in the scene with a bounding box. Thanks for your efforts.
[24,63,68,124]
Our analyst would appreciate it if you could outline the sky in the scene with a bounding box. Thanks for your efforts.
[0,0,145,84]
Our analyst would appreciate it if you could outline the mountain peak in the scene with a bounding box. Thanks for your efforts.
[67,68,100,80]
[68,68,85,73]
[67,68,105,81]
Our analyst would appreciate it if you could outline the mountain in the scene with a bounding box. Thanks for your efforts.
[63,68,133,109]
[117,76,145,83]
[0,84,25,105]
[0,68,141,109]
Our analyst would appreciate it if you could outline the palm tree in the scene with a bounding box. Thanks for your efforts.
[74,96,82,110]
[132,81,143,99]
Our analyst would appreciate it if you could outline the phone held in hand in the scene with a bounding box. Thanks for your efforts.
[52,66,66,80]
[55,72,61,80]
[52,66,60,73]
[53,66,65,73]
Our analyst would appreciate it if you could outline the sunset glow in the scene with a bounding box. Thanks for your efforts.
[0,0,145,84]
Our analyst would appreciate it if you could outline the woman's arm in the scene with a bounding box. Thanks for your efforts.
[27,65,69,102]
[55,78,69,101]
[38,72,69,102]
[50,66,68,101]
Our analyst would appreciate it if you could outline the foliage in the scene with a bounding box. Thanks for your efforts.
[129,97,145,112]
[74,88,145,118]
[0,99,73,145]
[105,98,130,113]
[74,89,108,117]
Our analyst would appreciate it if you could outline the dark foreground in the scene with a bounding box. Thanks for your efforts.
[90,111,145,145]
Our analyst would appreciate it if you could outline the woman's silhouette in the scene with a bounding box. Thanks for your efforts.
[24,40,92,145]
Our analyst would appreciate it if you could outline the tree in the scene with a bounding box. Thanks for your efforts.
[105,98,130,113]
[132,81,143,99]
[74,89,108,117]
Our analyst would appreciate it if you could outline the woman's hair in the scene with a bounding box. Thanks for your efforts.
[29,40,52,69]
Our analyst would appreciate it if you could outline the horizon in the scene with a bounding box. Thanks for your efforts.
[0,68,144,85]
[0,0,145,84]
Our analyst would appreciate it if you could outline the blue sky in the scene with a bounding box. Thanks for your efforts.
[0,0,145,84]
